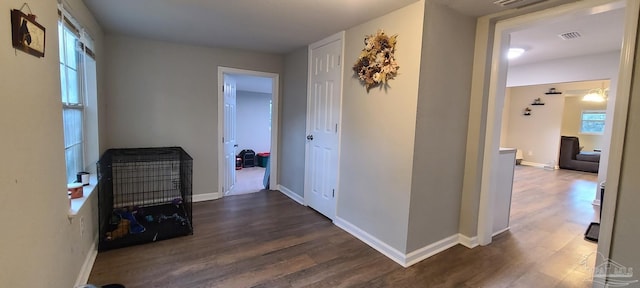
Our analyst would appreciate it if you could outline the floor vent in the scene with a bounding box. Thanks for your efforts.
[559,31,582,40]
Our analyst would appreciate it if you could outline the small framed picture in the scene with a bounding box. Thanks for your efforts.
[11,9,46,58]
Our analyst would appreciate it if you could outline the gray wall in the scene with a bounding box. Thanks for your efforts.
[406,1,476,252]
[279,47,308,195]
[338,1,425,253]
[0,0,104,286]
[236,91,272,153]
[104,35,283,196]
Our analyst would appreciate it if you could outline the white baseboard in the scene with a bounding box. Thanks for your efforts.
[74,236,98,287]
[329,218,483,267]
[458,234,479,248]
[405,234,459,267]
[334,217,407,267]
[520,161,548,169]
[277,185,305,205]
[193,192,220,202]
[492,227,510,237]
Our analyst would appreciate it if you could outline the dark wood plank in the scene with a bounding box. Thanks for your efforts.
[89,166,598,287]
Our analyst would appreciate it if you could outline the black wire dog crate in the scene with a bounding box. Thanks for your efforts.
[98,147,193,251]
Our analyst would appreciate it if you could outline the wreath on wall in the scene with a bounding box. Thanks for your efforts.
[353,30,399,92]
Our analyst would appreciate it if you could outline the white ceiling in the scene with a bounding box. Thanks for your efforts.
[82,0,625,70]
[508,6,625,66]
[83,0,420,54]
[431,0,549,17]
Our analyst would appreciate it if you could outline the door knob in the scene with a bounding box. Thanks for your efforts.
[307,135,314,140]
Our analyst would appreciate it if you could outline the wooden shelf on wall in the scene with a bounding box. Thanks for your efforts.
[531,97,545,105]
[545,88,562,95]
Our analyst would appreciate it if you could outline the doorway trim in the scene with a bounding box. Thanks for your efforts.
[470,0,638,280]
[217,67,280,198]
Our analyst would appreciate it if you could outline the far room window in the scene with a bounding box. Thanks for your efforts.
[58,11,98,183]
[580,110,606,135]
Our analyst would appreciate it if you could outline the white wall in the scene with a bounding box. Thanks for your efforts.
[506,51,619,199]
[338,0,425,253]
[500,89,511,147]
[236,91,272,153]
[104,35,283,197]
[504,85,566,166]
[503,80,611,166]
[507,51,620,87]
[561,93,608,152]
[0,0,104,286]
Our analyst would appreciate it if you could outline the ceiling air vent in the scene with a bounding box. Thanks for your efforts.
[493,0,525,7]
[559,31,582,40]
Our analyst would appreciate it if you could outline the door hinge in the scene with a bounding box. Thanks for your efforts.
[222,137,224,143]
[335,123,338,133]
[332,189,335,198]
[223,85,225,92]
[338,55,341,65]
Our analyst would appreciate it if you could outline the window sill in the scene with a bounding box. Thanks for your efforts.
[68,174,97,218]
[579,132,605,136]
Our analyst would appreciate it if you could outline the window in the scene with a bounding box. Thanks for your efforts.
[58,12,97,183]
[580,110,606,135]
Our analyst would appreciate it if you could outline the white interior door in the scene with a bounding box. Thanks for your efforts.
[223,75,237,195]
[304,33,343,220]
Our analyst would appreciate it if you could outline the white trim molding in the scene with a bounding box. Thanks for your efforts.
[596,0,640,280]
[519,161,547,169]
[193,192,220,202]
[472,0,634,247]
[405,235,460,267]
[492,228,510,237]
[277,185,305,205]
[458,234,479,249]
[334,217,467,268]
[74,236,98,287]
[519,161,558,170]
[217,67,280,199]
[334,217,407,266]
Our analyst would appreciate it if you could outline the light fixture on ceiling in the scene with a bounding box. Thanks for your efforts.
[508,48,525,59]
[582,88,608,102]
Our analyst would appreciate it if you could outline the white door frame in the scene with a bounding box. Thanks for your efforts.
[217,67,280,197]
[472,0,638,280]
[303,31,345,219]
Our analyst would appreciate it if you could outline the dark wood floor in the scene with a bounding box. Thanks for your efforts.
[89,166,599,287]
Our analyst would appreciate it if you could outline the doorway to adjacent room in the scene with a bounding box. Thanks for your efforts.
[218,67,279,197]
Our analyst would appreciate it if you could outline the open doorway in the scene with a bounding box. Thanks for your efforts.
[472,0,639,284]
[494,0,624,242]
[217,67,279,197]
[231,74,273,195]
[498,80,612,280]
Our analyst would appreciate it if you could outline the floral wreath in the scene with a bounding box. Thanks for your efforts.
[353,30,399,91]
